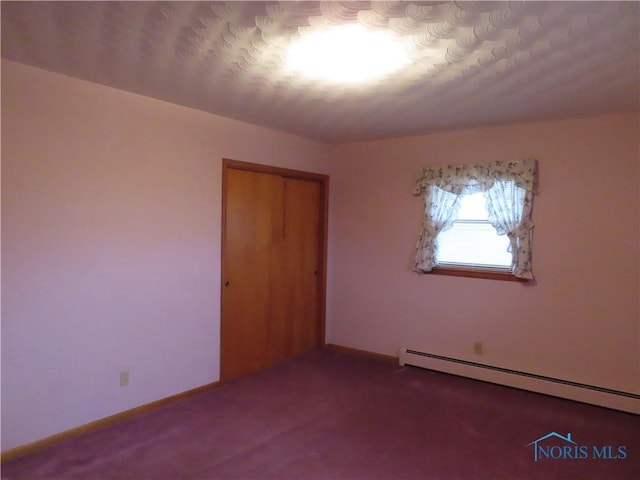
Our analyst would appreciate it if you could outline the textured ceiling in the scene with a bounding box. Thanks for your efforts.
[2,1,639,142]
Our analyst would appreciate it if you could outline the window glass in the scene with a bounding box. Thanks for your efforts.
[435,192,511,269]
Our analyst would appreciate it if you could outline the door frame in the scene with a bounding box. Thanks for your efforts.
[220,158,329,381]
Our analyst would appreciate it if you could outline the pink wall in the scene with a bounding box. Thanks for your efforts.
[3,58,639,451]
[1,60,329,450]
[326,113,640,396]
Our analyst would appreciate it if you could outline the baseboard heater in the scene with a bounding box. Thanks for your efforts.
[399,348,640,415]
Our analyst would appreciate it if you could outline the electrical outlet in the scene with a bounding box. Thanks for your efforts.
[120,370,129,387]
[473,342,483,355]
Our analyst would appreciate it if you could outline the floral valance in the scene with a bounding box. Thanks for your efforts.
[413,159,538,196]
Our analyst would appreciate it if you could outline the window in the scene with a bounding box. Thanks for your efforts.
[435,192,511,270]
[412,160,537,280]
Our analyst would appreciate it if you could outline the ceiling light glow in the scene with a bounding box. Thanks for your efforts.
[286,24,411,84]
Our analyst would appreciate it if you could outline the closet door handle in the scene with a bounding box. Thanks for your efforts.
[225,281,230,287]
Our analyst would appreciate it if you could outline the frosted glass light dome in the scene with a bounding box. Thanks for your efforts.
[286,24,411,84]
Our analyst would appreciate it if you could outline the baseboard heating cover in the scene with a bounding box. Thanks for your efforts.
[399,348,640,414]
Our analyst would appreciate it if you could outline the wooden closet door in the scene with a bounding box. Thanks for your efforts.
[222,162,326,382]
[222,169,284,380]
[282,178,322,356]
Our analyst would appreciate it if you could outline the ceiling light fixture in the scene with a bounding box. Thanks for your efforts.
[285,24,411,84]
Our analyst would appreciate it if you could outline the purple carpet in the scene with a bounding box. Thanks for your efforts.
[2,348,639,479]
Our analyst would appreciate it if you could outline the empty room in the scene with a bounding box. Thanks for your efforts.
[1,1,639,479]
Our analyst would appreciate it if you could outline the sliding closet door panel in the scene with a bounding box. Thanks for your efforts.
[222,159,327,382]
[222,169,283,380]
[283,178,321,356]
[266,187,288,365]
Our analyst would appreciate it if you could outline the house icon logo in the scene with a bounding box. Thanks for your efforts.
[527,432,577,462]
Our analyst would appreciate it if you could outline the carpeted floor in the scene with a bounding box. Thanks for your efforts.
[2,348,639,479]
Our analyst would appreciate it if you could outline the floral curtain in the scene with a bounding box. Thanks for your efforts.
[412,159,537,279]
[486,180,534,278]
[413,185,460,272]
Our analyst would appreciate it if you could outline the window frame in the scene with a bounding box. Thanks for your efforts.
[429,265,529,282]
[431,191,522,281]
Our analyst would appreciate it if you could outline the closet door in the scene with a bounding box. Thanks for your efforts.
[282,178,321,356]
[221,161,327,382]
[222,169,284,380]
